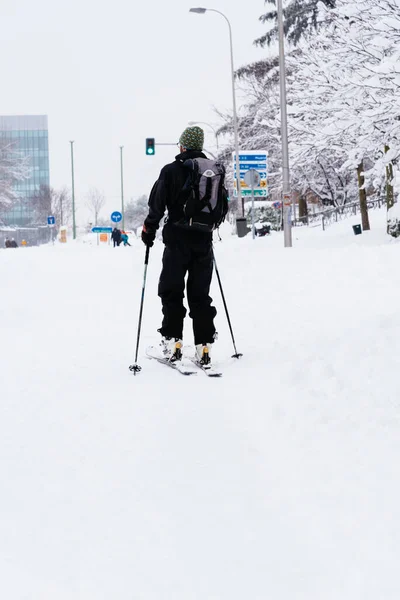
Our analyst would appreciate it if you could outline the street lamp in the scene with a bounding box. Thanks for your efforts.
[189,7,243,217]
[277,0,292,247]
[188,120,219,150]
[69,140,76,240]
[120,146,125,231]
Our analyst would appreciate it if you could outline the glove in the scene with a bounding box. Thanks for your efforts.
[141,225,156,247]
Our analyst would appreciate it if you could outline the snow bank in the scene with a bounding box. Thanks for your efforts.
[1,207,400,599]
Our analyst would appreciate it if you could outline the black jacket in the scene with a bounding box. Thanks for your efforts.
[111,228,121,241]
[144,150,212,246]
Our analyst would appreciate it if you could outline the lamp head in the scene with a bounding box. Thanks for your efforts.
[189,7,207,14]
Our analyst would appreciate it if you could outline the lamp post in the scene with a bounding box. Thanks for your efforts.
[120,146,125,231]
[188,120,219,150]
[69,140,76,240]
[277,0,292,248]
[189,7,243,217]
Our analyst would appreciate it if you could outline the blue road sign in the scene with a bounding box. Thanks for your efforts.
[235,164,268,172]
[236,154,268,162]
[233,150,268,197]
[111,211,122,223]
[47,216,55,225]
[92,227,113,233]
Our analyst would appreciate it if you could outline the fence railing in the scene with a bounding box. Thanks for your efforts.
[292,197,387,230]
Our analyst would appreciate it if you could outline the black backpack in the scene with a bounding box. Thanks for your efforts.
[175,158,228,232]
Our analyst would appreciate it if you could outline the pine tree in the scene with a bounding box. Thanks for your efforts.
[255,0,336,47]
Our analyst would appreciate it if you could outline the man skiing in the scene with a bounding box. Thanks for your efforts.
[141,126,220,366]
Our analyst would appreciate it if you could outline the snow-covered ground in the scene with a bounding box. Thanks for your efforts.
[1,208,400,599]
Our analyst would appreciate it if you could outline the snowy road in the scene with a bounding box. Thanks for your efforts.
[1,211,400,599]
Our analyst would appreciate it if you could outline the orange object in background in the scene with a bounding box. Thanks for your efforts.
[21,239,27,246]
[99,233,108,243]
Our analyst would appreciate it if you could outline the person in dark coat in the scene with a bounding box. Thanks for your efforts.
[9,238,18,248]
[111,227,122,247]
[141,126,217,365]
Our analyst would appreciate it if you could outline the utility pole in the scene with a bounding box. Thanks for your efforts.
[70,141,76,240]
[120,146,125,231]
[277,0,292,247]
[357,161,370,231]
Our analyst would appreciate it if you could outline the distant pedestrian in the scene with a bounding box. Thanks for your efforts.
[121,232,131,246]
[111,227,122,247]
[9,238,18,248]
[4,238,11,248]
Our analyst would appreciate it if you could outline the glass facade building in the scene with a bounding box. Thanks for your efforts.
[0,115,50,226]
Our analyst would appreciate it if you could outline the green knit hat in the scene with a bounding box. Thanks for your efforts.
[179,126,204,151]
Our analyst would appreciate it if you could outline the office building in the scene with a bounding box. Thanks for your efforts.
[0,115,50,226]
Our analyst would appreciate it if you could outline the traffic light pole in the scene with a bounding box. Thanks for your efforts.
[70,140,76,240]
[277,0,292,248]
[120,146,125,231]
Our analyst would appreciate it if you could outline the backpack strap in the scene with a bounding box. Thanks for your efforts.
[191,160,201,205]
[201,177,213,214]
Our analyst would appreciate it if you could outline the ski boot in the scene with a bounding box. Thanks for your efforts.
[160,336,183,363]
[195,343,212,366]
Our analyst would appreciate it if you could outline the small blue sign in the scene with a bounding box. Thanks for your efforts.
[47,216,55,225]
[92,227,113,233]
[235,164,268,172]
[237,154,268,162]
[236,170,267,179]
[111,211,122,223]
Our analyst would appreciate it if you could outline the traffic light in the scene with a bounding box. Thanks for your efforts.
[145,138,155,155]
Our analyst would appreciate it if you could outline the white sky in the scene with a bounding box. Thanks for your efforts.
[1,0,269,224]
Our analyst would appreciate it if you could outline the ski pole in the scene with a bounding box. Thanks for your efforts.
[129,245,150,375]
[212,249,242,359]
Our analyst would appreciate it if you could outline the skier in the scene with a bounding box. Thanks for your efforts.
[111,227,121,247]
[141,125,226,367]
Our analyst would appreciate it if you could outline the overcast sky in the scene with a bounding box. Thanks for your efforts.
[1,0,270,224]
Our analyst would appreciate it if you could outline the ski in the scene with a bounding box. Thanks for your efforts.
[146,346,197,376]
[190,358,223,377]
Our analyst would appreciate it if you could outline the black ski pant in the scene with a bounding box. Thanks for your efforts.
[158,241,216,345]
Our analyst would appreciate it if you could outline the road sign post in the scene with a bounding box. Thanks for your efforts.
[47,216,56,244]
[92,226,113,247]
[244,169,261,239]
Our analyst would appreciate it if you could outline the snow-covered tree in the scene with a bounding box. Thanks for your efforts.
[0,140,31,212]
[125,195,149,231]
[255,0,336,47]
[85,187,106,226]
[287,0,400,226]
[215,0,400,234]
[30,185,72,227]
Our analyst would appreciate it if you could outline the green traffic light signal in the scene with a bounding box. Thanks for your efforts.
[146,138,155,156]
